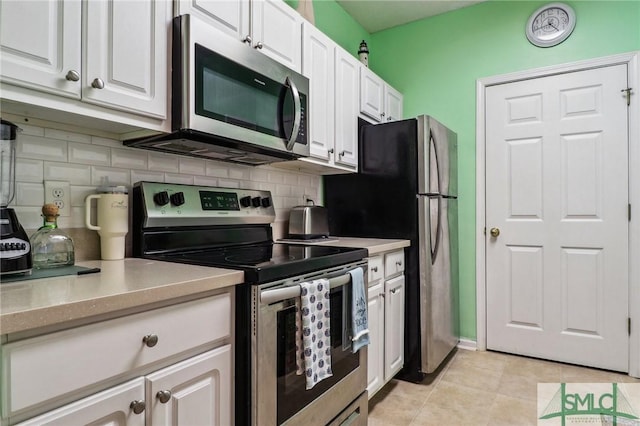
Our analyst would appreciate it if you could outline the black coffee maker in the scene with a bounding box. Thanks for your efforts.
[1,119,32,275]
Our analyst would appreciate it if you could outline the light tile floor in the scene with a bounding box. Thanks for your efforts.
[368,349,640,425]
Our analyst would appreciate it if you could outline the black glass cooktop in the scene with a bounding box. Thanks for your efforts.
[148,243,367,284]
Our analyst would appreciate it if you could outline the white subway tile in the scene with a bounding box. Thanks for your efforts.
[297,174,312,187]
[229,167,248,180]
[258,183,276,193]
[16,182,44,206]
[193,176,218,186]
[111,148,148,170]
[17,123,45,137]
[250,169,269,182]
[68,142,111,166]
[206,164,228,178]
[275,184,291,196]
[275,208,289,221]
[179,157,206,175]
[267,171,285,184]
[148,152,179,173]
[165,173,194,185]
[15,158,43,183]
[13,206,43,230]
[70,185,96,207]
[290,186,304,197]
[17,134,67,161]
[44,162,91,184]
[131,170,165,185]
[67,206,87,228]
[245,181,260,190]
[44,128,91,143]
[218,179,239,188]
[282,173,299,185]
[91,136,122,148]
[92,166,130,186]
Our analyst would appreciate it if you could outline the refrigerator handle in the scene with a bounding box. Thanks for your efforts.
[431,197,442,264]
[430,132,442,195]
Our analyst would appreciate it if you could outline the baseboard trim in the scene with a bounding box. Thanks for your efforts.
[457,338,477,351]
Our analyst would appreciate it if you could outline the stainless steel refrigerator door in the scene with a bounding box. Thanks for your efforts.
[417,116,458,197]
[418,195,458,374]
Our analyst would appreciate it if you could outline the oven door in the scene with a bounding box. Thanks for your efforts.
[252,261,367,426]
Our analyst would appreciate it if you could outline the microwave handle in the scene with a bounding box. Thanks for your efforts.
[260,273,350,305]
[284,76,301,151]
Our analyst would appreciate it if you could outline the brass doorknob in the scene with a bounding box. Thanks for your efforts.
[490,227,500,238]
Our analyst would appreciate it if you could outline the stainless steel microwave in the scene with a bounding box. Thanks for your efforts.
[125,14,309,166]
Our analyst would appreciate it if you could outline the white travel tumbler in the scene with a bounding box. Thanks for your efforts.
[85,186,129,260]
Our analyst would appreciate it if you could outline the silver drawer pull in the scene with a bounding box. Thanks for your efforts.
[91,78,105,89]
[157,390,172,404]
[65,70,80,81]
[130,400,146,414]
[143,334,158,347]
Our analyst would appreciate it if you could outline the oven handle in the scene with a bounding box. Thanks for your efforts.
[260,273,351,305]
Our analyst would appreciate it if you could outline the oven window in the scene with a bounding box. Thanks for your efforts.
[195,44,286,138]
[276,284,359,425]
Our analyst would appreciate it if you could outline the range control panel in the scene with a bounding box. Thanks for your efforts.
[134,182,276,228]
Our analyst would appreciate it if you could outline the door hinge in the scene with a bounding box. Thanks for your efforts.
[621,88,632,106]
[629,317,632,336]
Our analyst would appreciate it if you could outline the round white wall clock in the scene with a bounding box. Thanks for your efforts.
[526,3,576,48]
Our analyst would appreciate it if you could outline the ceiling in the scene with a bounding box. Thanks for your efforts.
[336,0,485,33]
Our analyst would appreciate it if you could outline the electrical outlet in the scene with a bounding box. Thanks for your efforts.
[44,181,71,217]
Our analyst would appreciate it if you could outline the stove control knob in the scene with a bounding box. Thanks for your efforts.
[154,191,170,206]
[240,196,252,208]
[251,196,261,208]
[261,197,271,208]
[170,192,185,206]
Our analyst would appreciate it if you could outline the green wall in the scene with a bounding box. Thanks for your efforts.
[369,1,640,340]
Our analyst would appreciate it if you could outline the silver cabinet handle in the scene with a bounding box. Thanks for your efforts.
[143,334,158,347]
[381,112,386,118]
[396,261,402,267]
[91,78,105,89]
[65,70,80,81]
[243,35,252,44]
[387,116,393,122]
[254,41,263,49]
[339,151,345,157]
[371,266,378,272]
[328,148,334,154]
[391,288,398,294]
[130,400,146,414]
[157,390,172,404]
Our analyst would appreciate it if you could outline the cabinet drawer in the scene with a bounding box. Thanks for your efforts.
[367,256,384,284]
[384,250,405,278]
[2,293,231,416]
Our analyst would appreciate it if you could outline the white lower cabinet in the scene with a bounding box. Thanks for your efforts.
[3,292,233,425]
[366,250,406,399]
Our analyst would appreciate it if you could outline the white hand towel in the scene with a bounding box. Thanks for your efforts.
[299,279,333,389]
[350,267,370,353]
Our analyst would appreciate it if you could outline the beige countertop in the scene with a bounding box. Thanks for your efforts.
[0,258,243,335]
[280,237,410,255]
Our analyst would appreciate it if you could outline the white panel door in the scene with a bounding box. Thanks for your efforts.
[359,66,384,122]
[385,85,403,122]
[251,0,302,73]
[302,23,335,162]
[384,275,405,379]
[366,282,384,398]
[175,0,250,41]
[147,345,232,426]
[83,0,167,118]
[334,47,359,169]
[486,64,629,371]
[0,0,81,98]
[16,378,145,426]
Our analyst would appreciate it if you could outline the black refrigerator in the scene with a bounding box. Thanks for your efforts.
[324,115,459,382]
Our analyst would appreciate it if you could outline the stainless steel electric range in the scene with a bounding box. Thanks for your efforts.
[132,182,369,426]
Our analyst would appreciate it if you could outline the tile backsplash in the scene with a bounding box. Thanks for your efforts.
[11,122,321,259]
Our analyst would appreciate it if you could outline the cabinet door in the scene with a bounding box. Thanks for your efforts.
[83,0,167,118]
[147,345,232,426]
[0,0,81,98]
[359,66,384,122]
[251,0,302,73]
[334,48,359,169]
[366,283,384,398]
[175,0,250,41]
[302,23,335,162]
[385,85,403,122]
[384,275,405,380]
[16,378,145,426]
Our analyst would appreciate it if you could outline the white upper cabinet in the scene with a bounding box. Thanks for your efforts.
[334,46,359,169]
[0,0,81,99]
[359,66,403,123]
[176,0,302,73]
[83,0,167,118]
[0,0,168,122]
[302,23,335,162]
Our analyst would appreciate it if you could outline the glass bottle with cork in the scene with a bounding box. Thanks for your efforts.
[30,203,75,268]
